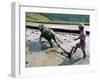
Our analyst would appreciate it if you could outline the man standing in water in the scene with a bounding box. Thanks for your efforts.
[39,24,71,58]
[73,22,86,58]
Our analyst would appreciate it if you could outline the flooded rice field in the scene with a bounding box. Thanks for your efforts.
[25,28,90,67]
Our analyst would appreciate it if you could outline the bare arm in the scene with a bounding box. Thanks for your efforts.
[74,36,80,41]
[39,34,42,42]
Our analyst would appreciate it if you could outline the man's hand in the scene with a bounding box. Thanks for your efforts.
[74,39,77,41]
[74,37,80,41]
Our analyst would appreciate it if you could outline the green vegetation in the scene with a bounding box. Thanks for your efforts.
[26,12,90,25]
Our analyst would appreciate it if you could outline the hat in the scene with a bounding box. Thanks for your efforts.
[78,22,84,28]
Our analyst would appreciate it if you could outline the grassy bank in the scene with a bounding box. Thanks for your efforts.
[26,12,90,25]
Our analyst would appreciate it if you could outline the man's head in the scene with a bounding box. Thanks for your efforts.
[39,24,45,31]
[78,22,84,31]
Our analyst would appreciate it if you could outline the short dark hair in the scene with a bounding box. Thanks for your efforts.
[39,24,44,30]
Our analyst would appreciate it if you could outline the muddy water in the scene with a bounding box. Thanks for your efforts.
[25,28,90,67]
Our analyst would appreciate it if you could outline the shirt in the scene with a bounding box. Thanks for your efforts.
[80,31,86,43]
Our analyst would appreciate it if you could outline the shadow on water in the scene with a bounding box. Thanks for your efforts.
[59,57,81,65]
[26,41,49,52]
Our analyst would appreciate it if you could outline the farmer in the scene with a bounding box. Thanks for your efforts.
[73,22,86,58]
[39,24,71,58]
[39,24,56,48]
